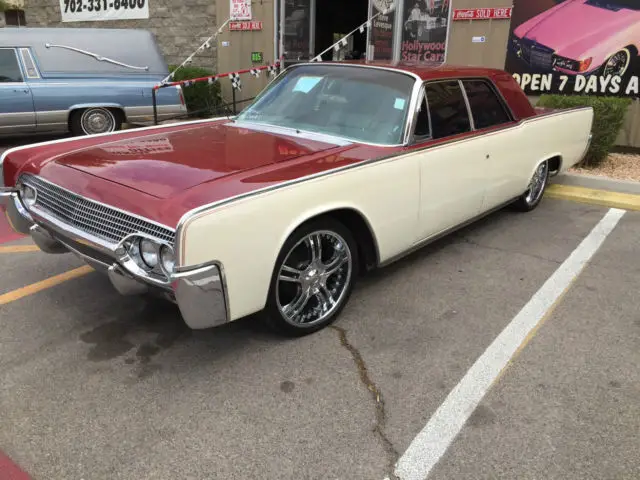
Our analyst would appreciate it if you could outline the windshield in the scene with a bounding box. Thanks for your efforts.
[586,0,640,10]
[236,64,416,145]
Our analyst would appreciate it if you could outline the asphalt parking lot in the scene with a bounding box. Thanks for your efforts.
[1,191,639,479]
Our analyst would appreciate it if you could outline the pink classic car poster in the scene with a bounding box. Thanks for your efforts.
[505,0,640,97]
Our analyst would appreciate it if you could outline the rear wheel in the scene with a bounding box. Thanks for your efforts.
[70,107,122,136]
[512,160,550,212]
[264,218,358,337]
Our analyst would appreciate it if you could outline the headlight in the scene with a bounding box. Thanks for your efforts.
[140,238,159,268]
[20,184,37,207]
[159,245,175,274]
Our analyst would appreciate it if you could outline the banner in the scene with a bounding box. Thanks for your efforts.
[369,0,396,60]
[60,0,149,22]
[230,0,251,21]
[506,0,640,97]
[401,0,450,63]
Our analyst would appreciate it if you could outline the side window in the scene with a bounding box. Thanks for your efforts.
[424,81,471,140]
[462,80,512,130]
[0,49,23,83]
[19,49,39,79]
[413,91,431,139]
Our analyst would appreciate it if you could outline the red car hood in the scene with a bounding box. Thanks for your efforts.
[53,122,339,199]
[517,0,636,54]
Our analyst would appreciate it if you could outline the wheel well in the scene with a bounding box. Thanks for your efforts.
[301,209,379,274]
[624,44,638,57]
[547,155,562,175]
[68,107,125,127]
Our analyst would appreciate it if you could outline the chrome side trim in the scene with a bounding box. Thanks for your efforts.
[44,43,150,71]
[459,79,476,131]
[379,197,520,268]
[175,105,594,264]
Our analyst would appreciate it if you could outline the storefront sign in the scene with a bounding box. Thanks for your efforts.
[369,1,395,61]
[453,8,512,21]
[59,0,150,22]
[506,0,640,97]
[230,21,263,31]
[230,0,251,21]
[251,52,263,63]
[401,0,451,63]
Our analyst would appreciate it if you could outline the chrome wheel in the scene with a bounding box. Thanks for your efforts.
[603,49,631,77]
[525,161,549,205]
[80,108,116,135]
[276,230,353,327]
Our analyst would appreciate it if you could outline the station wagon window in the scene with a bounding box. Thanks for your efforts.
[19,48,40,79]
[0,49,23,83]
[424,81,472,140]
[462,80,512,130]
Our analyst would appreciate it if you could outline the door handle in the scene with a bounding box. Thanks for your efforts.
[14,89,29,94]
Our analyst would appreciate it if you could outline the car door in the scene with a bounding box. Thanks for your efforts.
[0,48,36,134]
[412,79,488,241]
[460,78,523,210]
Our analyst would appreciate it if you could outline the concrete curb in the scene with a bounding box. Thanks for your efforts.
[546,184,640,211]
[551,172,640,195]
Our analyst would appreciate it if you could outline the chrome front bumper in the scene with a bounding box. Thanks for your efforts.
[0,190,228,330]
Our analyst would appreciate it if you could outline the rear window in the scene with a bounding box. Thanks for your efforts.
[462,79,512,130]
[0,49,23,83]
[424,81,472,139]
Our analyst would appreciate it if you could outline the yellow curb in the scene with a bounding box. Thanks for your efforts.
[0,245,41,254]
[0,265,93,306]
[546,184,640,211]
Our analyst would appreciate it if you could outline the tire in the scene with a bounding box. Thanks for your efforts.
[512,160,550,212]
[70,107,122,136]
[264,217,359,337]
[602,48,632,78]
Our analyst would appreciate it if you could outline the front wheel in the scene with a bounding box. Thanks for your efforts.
[264,218,359,337]
[70,107,122,136]
[602,48,632,77]
[512,160,550,212]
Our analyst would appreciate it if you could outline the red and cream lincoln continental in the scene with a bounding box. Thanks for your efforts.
[0,62,593,336]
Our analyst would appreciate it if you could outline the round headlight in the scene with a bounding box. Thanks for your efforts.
[21,185,37,207]
[160,245,176,274]
[139,239,158,268]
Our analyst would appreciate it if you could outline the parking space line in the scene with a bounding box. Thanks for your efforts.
[0,266,93,306]
[0,245,41,254]
[393,208,626,480]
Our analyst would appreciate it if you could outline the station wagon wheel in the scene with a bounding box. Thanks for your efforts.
[265,218,359,336]
[513,160,550,212]
[71,107,122,136]
[603,48,631,77]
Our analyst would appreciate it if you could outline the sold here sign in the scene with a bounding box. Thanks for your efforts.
[452,7,513,20]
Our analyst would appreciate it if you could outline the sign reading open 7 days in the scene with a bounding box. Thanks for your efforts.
[59,0,150,22]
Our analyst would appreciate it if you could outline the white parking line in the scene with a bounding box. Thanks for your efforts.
[393,208,626,480]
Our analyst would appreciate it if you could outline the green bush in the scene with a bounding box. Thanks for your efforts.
[168,65,222,118]
[537,94,631,167]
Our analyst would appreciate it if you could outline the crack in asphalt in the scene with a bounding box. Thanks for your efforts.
[329,325,400,480]
[455,236,562,265]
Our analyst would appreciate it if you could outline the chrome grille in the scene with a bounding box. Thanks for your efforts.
[21,174,175,245]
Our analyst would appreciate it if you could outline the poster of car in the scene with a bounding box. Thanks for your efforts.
[401,0,450,63]
[505,0,640,97]
[369,0,396,60]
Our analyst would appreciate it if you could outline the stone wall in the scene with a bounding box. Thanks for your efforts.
[19,0,218,69]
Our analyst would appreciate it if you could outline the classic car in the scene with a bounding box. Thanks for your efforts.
[510,0,640,77]
[0,28,185,137]
[0,62,594,336]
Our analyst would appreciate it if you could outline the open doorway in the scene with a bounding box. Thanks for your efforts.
[314,0,369,61]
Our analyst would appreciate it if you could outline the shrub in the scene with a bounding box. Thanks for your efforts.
[536,94,631,167]
[168,65,222,118]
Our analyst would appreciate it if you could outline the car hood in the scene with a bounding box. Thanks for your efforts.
[517,1,637,54]
[53,121,340,199]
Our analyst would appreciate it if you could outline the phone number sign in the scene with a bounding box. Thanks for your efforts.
[60,0,150,22]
